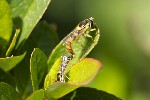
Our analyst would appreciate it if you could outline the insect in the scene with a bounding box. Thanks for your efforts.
[56,55,74,82]
[56,17,95,82]
[64,17,94,57]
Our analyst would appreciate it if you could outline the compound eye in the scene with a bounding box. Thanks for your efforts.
[85,19,93,27]
[89,20,94,27]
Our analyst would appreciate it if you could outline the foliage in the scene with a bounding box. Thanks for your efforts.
[0,0,122,99]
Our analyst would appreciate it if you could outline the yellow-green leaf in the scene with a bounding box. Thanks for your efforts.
[44,58,102,99]
[0,0,12,48]
[0,53,26,71]
[6,29,20,57]
[44,57,61,88]
[28,89,45,100]
[68,58,102,83]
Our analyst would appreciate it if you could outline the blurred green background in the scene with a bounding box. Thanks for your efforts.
[42,0,150,100]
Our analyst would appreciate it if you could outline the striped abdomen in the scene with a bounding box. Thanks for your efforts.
[65,17,94,57]
[56,55,74,82]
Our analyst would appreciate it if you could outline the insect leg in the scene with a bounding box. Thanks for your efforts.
[84,33,93,41]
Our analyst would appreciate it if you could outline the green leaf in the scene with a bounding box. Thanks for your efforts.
[0,0,13,51]
[0,69,15,87]
[60,87,122,100]
[0,52,26,71]
[44,57,61,88]
[68,58,101,83]
[6,29,20,57]
[0,82,21,100]
[30,48,48,91]
[28,21,59,57]
[45,83,79,99]
[8,0,51,49]
[13,21,58,96]
[47,19,100,71]
[27,89,45,100]
[14,54,30,97]
[44,58,102,99]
